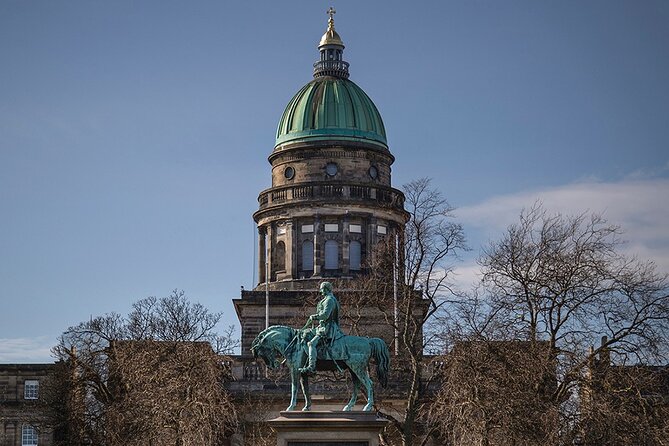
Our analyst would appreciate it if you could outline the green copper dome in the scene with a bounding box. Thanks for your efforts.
[275,77,387,149]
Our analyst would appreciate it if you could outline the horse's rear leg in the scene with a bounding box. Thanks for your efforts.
[300,373,312,411]
[343,371,360,411]
[361,373,374,411]
[350,366,374,411]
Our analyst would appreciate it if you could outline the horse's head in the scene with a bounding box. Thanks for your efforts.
[250,330,281,369]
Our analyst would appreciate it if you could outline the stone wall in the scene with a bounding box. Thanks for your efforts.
[0,364,54,446]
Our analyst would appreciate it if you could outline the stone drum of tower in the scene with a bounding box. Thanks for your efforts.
[253,13,409,291]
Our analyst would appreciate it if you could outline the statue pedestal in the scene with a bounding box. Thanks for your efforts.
[269,411,388,446]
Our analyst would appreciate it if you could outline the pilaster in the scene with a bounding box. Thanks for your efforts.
[342,215,350,275]
[258,227,266,285]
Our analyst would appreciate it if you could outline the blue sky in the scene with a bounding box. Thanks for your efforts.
[1,1,668,362]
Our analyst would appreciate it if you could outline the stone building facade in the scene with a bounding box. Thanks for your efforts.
[0,364,54,446]
[234,10,408,357]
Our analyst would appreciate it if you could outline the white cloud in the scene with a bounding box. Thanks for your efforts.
[0,337,54,363]
[453,177,669,286]
[449,262,484,291]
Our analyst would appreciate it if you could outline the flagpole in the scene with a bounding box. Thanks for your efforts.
[265,234,269,329]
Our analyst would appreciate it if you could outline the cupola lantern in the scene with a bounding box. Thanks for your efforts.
[314,7,349,79]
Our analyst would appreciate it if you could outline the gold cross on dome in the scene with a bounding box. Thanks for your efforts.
[327,7,336,21]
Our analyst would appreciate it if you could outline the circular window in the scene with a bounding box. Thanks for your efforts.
[368,165,378,179]
[325,162,338,177]
[284,166,295,179]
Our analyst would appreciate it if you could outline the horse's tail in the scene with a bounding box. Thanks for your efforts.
[370,338,390,388]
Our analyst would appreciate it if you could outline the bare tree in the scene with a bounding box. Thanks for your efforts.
[428,340,558,446]
[106,340,235,446]
[445,204,669,445]
[347,178,467,446]
[233,391,285,446]
[44,290,237,446]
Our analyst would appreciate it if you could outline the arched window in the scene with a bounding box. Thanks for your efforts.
[349,240,362,271]
[22,425,38,446]
[302,240,314,272]
[274,241,286,273]
[324,240,339,270]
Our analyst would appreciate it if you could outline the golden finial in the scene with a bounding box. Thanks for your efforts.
[327,6,336,23]
[319,6,344,47]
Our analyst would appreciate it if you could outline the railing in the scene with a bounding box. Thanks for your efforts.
[350,185,371,199]
[257,182,405,212]
[271,189,287,203]
[313,60,350,78]
[229,356,267,381]
[292,185,313,199]
[227,354,443,387]
[243,363,265,381]
[321,185,343,197]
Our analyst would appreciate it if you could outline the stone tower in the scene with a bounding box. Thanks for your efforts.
[235,11,408,354]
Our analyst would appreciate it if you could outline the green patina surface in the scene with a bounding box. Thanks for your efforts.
[251,282,390,412]
[276,77,387,149]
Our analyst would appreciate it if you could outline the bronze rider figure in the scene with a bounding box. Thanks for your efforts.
[299,281,344,374]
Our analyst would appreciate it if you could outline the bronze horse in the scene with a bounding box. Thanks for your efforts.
[251,325,389,411]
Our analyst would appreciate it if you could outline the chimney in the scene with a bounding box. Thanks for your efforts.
[599,335,610,365]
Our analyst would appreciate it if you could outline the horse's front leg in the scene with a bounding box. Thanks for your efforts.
[300,373,312,411]
[343,371,359,411]
[286,368,298,411]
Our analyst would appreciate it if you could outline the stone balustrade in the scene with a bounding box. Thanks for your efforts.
[257,182,405,211]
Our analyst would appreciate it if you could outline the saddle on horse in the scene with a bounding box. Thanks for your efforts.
[300,330,350,362]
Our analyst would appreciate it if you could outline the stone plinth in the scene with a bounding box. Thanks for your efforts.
[269,411,388,446]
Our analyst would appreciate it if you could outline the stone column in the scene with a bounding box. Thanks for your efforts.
[313,216,321,277]
[367,217,376,267]
[342,215,350,275]
[283,220,294,280]
[288,219,296,279]
[266,224,274,282]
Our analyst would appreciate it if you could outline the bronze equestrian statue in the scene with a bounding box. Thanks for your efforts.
[250,281,390,411]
